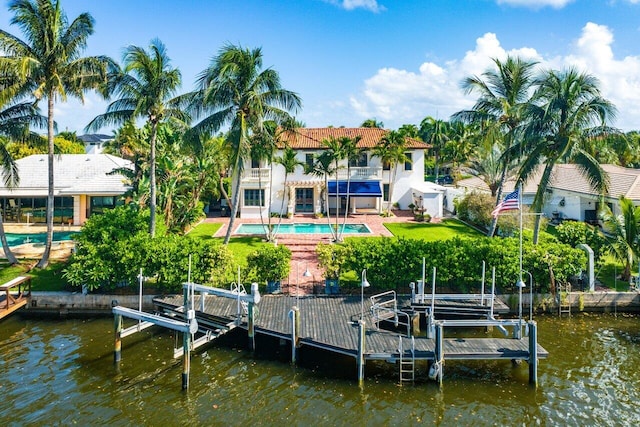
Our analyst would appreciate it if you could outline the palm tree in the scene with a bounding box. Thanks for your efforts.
[0,0,113,267]
[452,56,537,237]
[361,118,384,128]
[322,136,348,242]
[87,38,185,237]
[274,145,303,238]
[419,117,450,182]
[0,97,46,265]
[601,196,640,283]
[372,130,408,213]
[340,136,363,240]
[307,150,337,240]
[518,68,617,243]
[186,44,301,244]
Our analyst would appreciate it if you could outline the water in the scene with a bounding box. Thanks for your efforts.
[0,313,639,425]
[235,223,371,235]
[4,232,78,247]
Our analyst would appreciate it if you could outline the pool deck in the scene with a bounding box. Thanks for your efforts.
[204,210,422,295]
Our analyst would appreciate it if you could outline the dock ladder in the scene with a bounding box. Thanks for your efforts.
[558,283,571,317]
[398,335,415,384]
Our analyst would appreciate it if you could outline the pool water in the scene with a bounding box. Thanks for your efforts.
[5,231,78,247]
[235,223,371,234]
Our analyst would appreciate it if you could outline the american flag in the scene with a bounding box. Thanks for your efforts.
[491,188,520,217]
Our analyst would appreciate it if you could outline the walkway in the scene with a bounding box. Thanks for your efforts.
[203,210,417,294]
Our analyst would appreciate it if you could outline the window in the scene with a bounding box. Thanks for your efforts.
[305,153,314,169]
[383,184,390,202]
[90,196,122,215]
[244,189,265,207]
[404,152,413,171]
[350,153,368,167]
[382,160,391,171]
[251,157,260,169]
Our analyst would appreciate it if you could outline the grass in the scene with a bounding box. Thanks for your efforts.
[596,254,630,291]
[185,222,222,240]
[0,259,71,291]
[383,218,484,241]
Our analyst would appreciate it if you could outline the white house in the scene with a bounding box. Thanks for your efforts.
[0,154,132,225]
[78,134,113,154]
[456,164,640,223]
[234,127,440,219]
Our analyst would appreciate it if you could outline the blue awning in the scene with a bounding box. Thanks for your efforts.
[327,181,382,197]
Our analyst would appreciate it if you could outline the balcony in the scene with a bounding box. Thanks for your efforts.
[242,168,271,182]
[335,167,382,180]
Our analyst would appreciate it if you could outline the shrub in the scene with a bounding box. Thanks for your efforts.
[555,221,607,262]
[64,205,235,292]
[246,245,291,284]
[455,191,493,229]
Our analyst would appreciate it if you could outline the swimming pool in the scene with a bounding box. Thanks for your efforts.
[5,232,79,247]
[235,223,371,235]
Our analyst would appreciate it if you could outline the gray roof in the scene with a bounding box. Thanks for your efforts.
[457,164,640,202]
[78,134,113,143]
[0,154,132,196]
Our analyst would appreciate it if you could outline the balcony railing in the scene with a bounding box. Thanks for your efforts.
[335,167,382,180]
[242,168,271,182]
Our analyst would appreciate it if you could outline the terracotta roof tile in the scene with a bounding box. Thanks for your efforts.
[279,127,429,150]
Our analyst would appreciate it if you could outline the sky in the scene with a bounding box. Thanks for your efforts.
[2,0,640,134]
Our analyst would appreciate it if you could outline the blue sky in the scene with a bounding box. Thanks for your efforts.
[3,0,640,133]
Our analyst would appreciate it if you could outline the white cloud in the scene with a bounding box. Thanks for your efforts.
[496,0,574,8]
[348,23,640,131]
[325,0,386,13]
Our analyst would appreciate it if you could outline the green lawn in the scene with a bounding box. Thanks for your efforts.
[0,259,70,291]
[185,222,222,240]
[383,218,484,241]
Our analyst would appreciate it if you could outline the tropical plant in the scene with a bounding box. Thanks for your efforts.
[0,0,113,267]
[372,129,408,213]
[419,117,450,182]
[517,68,617,243]
[601,195,640,282]
[452,56,537,237]
[361,118,384,128]
[273,145,303,236]
[246,244,291,285]
[86,38,186,237]
[186,44,301,244]
[307,150,336,237]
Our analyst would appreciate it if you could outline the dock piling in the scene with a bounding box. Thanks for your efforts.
[528,320,538,387]
[114,313,122,363]
[357,320,366,384]
[290,306,300,363]
[434,322,444,387]
[182,330,190,390]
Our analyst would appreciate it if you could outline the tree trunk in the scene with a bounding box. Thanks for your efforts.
[37,95,56,269]
[223,164,243,245]
[487,163,508,237]
[149,121,158,237]
[0,216,17,265]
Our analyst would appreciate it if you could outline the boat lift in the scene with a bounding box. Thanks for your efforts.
[111,262,261,390]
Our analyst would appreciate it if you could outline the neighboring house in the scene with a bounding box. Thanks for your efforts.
[78,133,113,154]
[456,164,640,224]
[0,154,132,226]
[235,127,441,219]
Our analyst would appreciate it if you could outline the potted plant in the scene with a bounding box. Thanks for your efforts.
[316,243,349,294]
[247,245,292,293]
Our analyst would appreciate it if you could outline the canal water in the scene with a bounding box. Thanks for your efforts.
[0,313,638,426]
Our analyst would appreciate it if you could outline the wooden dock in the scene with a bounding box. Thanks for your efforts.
[0,276,31,320]
[153,293,548,383]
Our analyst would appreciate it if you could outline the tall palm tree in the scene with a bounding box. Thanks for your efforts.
[322,136,348,242]
[307,150,337,240]
[419,117,450,182]
[518,68,617,243]
[274,145,303,238]
[187,44,301,244]
[340,136,363,240]
[372,130,408,213]
[601,196,640,283]
[452,56,537,237]
[361,118,384,128]
[0,0,113,267]
[87,38,185,237]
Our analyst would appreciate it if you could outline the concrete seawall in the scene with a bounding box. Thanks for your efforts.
[26,291,157,316]
[20,290,640,317]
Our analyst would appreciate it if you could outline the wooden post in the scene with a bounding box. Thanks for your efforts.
[435,322,443,387]
[114,313,122,363]
[248,302,256,351]
[426,309,434,339]
[289,307,300,363]
[357,320,366,384]
[410,311,420,335]
[182,331,190,390]
[528,320,538,387]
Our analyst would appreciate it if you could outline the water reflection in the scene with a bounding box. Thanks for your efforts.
[0,314,639,425]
